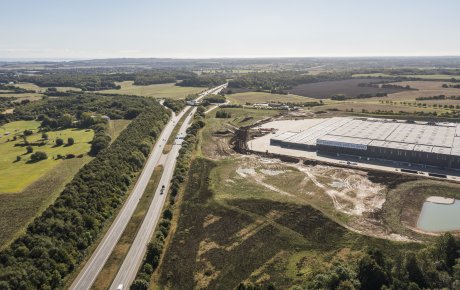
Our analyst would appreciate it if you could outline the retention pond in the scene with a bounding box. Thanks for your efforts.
[417,197,460,232]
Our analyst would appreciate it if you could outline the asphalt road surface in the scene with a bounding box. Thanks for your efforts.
[110,106,197,289]
[69,84,225,290]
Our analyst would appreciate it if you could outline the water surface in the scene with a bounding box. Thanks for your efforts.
[417,200,460,232]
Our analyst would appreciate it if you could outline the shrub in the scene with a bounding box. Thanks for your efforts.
[56,138,64,146]
[67,137,75,146]
[23,129,33,136]
[30,151,47,162]
[26,145,33,154]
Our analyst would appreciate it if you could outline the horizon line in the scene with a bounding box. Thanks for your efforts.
[2,55,460,62]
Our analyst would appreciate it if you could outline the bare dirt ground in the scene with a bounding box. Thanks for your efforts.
[232,155,415,242]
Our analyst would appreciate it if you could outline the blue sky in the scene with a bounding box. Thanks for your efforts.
[1,0,459,59]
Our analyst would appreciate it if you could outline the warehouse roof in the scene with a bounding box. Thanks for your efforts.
[271,117,460,156]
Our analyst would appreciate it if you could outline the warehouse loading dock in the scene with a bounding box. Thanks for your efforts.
[270,117,460,170]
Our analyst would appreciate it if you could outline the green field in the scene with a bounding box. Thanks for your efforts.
[0,156,92,248]
[0,121,94,193]
[97,81,204,99]
[353,73,460,80]
[227,91,315,105]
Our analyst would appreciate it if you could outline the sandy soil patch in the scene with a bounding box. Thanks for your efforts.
[426,196,455,204]
[230,155,416,241]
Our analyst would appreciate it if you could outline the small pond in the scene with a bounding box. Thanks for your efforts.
[417,199,460,232]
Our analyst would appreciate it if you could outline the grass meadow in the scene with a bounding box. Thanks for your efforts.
[0,121,94,193]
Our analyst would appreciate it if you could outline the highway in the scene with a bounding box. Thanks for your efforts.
[110,107,197,289]
[69,84,226,290]
[109,84,226,289]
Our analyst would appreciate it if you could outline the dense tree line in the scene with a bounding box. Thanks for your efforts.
[331,92,388,100]
[0,103,170,289]
[0,84,35,94]
[11,93,156,121]
[131,109,206,290]
[163,99,186,113]
[228,71,352,92]
[178,74,227,87]
[215,110,232,118]
[18,73,122,91]
[353,68,460,77]
[416,95,460,101]
[442,83,460,89]
[0,97,15,111]
[133,71,195,86]
[3,70,201,91]
[203,94,226,103]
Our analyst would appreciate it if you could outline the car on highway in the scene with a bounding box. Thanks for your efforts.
[117,284,123,290]
[160,185,165,194]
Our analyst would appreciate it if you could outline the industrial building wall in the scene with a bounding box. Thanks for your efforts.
[317,144,460,169]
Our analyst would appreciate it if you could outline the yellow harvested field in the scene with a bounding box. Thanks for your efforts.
[98,81,204,99]
[384,81,460,101]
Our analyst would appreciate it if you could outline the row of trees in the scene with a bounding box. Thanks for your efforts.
[0,84,35,94]
[131,109,206,290]
[331,93,388,101]
[416,95,460,101]
[0,103,170,289]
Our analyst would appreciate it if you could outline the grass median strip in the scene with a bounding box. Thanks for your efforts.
[91,165,164,290]
[162,107,191,154]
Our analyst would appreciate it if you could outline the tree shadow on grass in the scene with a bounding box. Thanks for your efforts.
[25,158,46,164]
